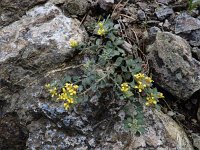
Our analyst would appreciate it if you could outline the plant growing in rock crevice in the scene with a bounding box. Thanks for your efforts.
[45,17,164,134]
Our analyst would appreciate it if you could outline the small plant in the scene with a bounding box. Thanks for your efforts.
[188,0,200,11]
[45,17,165,135]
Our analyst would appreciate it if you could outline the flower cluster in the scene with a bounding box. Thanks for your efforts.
[45,83,79,110]
[134,73,153,92]
[97,22,106,36]
[121,82,130,92]
[69,39,78,48]
[146,92,164,106]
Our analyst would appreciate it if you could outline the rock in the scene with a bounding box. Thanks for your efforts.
[192,47,200,60]
[197,106,200,122]
[49,0,65,5]
[157,0,172,5]
[189,29,200,47]
[0,0,47,28]
[0,2,87,64]
[149,27,161,38]
[163,19,170,29]
[64,0,90,16]
[175,13,200,34]
[147,32,200,99]
[0,113,28,150]
[0,1,87,129]
[191,133,200,150]
[137,10,146,21]
[98,0,114,11]
[155,6,174,21]
[155,110,194,150]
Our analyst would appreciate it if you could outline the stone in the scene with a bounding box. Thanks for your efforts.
[192,47,200,60]
[189,29,200,47]
[155,6,174,21]
[157,0,172,5]
[138,10,146,21]
[98,0,114,11]
[64,0,90,16]
[0,113,28,149]
[191,133,200,150]
[0,0,47,28]
[0,2,87,64]
[175,13,200,34]
[147,32,200,99]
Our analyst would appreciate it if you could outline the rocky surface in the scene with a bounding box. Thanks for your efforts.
[175,13,200,34]
[147,32,200,99]
[0,0,199,149]
[0,0,47,28]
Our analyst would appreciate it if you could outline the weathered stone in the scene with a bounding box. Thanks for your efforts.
[192,47,200,60]
[0,113,28,150]
[138,10,146,21]
[157,0,172,5]
[64,0,90,16]
[155,110,194,150]
[0,0,47,28]
[0,2,87,64]
[191,133,200,150]
[175,13,200,34]
[190,29,200,47]
[147,32,200,99]
[98,0,114,10]
[155,6,174,21]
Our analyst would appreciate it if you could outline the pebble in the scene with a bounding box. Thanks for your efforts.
[155,6,174,21]
[175,13,200,34]
[137,10,146,21]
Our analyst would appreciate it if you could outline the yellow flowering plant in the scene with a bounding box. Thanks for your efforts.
[45,82,79,110]
[45,17,165,135]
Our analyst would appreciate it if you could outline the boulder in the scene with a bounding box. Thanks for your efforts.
[0,0,47,28]
[175,13,200,34]
[147,32,200,99]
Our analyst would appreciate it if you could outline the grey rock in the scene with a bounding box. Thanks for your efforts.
[138,10,146,21]
[64,0,90,16]
[147,32,200,99]
[197,105,200,122]
[175,13,200,34]
[191,133,200,150]
[98,0,114,11]
[0,0,47,28]
[155,6,174,21]
[0,2,87,64]
[192,47,200,60]
[163,19,170,29]
[190,29,200,47]
[157,0,172,5]
[148,26,161,39]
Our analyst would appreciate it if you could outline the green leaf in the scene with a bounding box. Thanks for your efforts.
[125,91,134,98]
[116,75,123,84]
[115,38,124,46]
[64,76,71,82]
[115,57,123,66]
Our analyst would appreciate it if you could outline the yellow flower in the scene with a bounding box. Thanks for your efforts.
[134,83,146,92]
[64,103,70,110]
[146,93,157,106]
[145,76,153,83]
[134,73,145,80]
[158,92,165,98]
[67,97,74,104]
[69,39,78,48]
[45,83,51,89]
[121,82,130,92]
[97,28,106,36]
[49,87,57,97]
[98,22,104,28]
